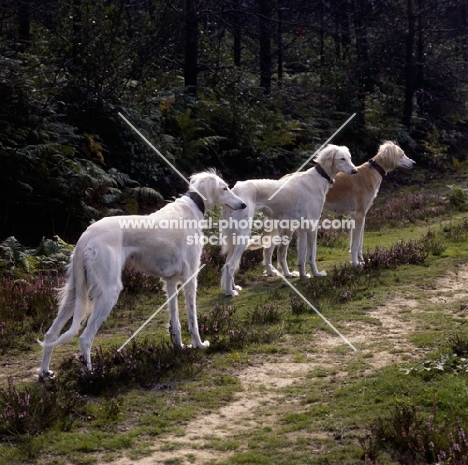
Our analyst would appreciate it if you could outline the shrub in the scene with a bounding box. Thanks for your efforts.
[289,295,311,315]
[198,302,284,351]
[0,274,65,352]
[120,267,161,295]
[302,235,433,304]
[368,402,468,465]
[58,339,206,396]
[442,219,468,243]
[0,236,72,276]
[248,302,285,325]
[447,185,468,211]
[363,238,429,270]
[317,223,347,248]
[197,244,226,288]
[448,334,468,357]
[0,378,86,436]
[366,194,447,231]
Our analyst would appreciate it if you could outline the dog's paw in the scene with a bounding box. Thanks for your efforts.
[226,289,239,297]
[314,270,327,277]
[263,269,278,277]
[234,285,242,291]
[38,369,55,382]
[299,273,311,279]
[187,340,210,349]
[350,261,363,268]
[284,271,299,278]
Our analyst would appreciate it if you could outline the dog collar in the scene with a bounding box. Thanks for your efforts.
[184,191,205,215]
[315,164,334,184]
[369,159,386,177]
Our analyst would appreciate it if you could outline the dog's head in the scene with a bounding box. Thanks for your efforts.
[189,169,246,211]
[314,144,358,176]
[377,141,416,171]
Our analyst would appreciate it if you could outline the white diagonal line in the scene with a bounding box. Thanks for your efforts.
[268,113,356,201]
[118,112,207,201]
[117,264,206,352]
[273,266,357,352]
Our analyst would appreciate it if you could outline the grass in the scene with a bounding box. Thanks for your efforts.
[1,173,468,464]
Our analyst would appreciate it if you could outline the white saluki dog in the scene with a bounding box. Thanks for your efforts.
[38,171,246,380]
[221,144,358,297]
[258,141,416,276]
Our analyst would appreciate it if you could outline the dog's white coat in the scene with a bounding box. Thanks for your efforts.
[38,171,246,378]
[221,144,358,296]
[259,141,416,276]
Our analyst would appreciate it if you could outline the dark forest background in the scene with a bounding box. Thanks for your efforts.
[1,0,467,245]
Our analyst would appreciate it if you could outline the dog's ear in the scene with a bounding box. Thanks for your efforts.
[314,144,337,166]
[379,141,400,169]
[199,174,219,207]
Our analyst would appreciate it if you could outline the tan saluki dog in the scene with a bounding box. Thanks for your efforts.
[258,141,416,277]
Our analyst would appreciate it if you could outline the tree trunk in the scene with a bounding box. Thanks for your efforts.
[232,0,241,66]
[403,0,416,129]
[184,0,198,95]
[352,0,369,127]
[258,0,272,95]
[277,8,284,88]
[18,0,31,47]
[353,0,369,97]
[319,0,325,87]
[72,0,82,66]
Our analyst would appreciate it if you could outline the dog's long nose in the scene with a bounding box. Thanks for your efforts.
[240,202,247,209]
[351,168,358,174]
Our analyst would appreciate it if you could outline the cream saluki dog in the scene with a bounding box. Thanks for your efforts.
[258,141,416,276]
[221,144,358,297]
[38,171,246,380]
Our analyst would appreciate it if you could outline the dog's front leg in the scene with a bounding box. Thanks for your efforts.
[277,228,298,277]
[350,215,365,267]
[296,229,309,279]
[263,241,278,277]
[166,280,183,347]
[307,228,327,277]
[184,278,210,348]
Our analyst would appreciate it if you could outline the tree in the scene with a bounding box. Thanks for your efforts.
[258,0,272,94]
[185,0,199,94]
[402,0,416,128]
[17,0,31,46]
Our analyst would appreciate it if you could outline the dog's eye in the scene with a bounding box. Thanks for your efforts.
[223,187,228,191]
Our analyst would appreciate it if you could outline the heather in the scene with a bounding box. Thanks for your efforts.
[0,194,467,463]
[366,193,447,231]
[362,335,468,465]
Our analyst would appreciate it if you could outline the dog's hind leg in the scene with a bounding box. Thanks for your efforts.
[276,229,298,277]
[222,242,248,296]
[78,284,122,371]
[39,283,76,379]
[263,244,277,276]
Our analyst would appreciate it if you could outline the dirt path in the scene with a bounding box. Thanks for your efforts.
[111,263,468,465]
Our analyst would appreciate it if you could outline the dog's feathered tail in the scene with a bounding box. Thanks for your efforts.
[39,245,98,348]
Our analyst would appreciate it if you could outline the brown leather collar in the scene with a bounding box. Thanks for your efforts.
[315,164,334,184]
[369,159,386,177]
[184,191,205,215]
